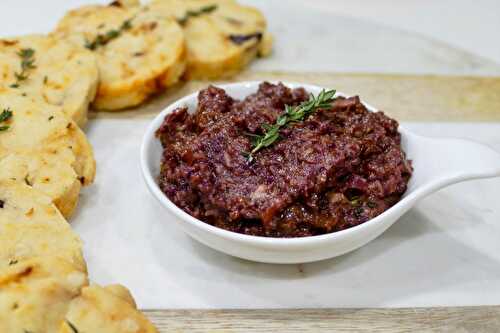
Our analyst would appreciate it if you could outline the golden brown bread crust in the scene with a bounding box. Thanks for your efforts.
[0,180,86,272]
[0,92,95,216]
[149,0,272,80]
[59,284,158,333]
[0,34,98,127]
[0,153,82,219]
[54,4,186,111]
[0,257,88,333]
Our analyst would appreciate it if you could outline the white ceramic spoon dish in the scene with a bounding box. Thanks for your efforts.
[141,81,500,264]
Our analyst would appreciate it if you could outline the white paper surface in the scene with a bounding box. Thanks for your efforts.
[75,121,500,309]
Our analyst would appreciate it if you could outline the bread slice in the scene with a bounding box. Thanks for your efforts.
[0,34,99,127]
[0,180,86,272]
[0,153,81,218]
[54,2,186,111]
[0,92,96,187]
[59,284,158,333]
[0,256,87,333]
[149,0,272,80]
[104,284,137,307]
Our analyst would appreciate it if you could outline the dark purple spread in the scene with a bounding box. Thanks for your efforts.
[156,82,412,238]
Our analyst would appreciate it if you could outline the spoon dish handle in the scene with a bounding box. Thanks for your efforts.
[405,132,500,192]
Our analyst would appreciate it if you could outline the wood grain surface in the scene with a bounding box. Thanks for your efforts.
[145,306,500,332]
[90,71,500,121]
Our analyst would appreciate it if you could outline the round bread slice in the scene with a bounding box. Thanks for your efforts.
[0,34,98,127]
[149,0,272,80]
[54,3,186,111]
[0,152,81,218]
[104,284,137,308]
[59,284,157,333]
[0,92,96,187]
[0,180,86,272]
[0,256,87,333]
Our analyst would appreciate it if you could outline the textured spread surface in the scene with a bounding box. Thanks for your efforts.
[157,83,412,237]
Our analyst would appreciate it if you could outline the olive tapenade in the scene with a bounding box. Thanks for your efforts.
[156,82,412,237]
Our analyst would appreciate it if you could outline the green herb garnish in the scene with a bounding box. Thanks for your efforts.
[0,108,12,122]
[354,206,364,218]
[177,5,217,25]
[244,89,336,162]
[0,108,13,131]
[10,48,36,88]
[85,18,133,50]
[349,196,361,206]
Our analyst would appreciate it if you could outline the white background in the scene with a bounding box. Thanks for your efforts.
[0,1,499,309]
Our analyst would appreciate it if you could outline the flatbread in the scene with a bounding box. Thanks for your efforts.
[0,34,98,127]
[54,2,186,111]
[0,256,87,333]
[0,152,81,218]
[104,284,137,308]
[59,284,157,333]
[0,92,96,187]
[0,180,86,272]
[149,0,272,79]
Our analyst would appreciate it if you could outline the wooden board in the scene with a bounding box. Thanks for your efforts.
[90,71,500,122]
[145,306,500,332]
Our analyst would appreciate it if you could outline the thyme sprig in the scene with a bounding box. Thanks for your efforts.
[177,5,218,25]
[85,18,133,50]
[0,108,13,131]
[244,89,336,162]
[10,48,36,88]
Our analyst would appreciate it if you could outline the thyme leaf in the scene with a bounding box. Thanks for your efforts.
[177,5,217,25]
[354,206,364,218]
[0,108,13,122]
[244,89,336,162]
[85,18,133,50]
[10,48,36,88]
[0,108,13,131]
